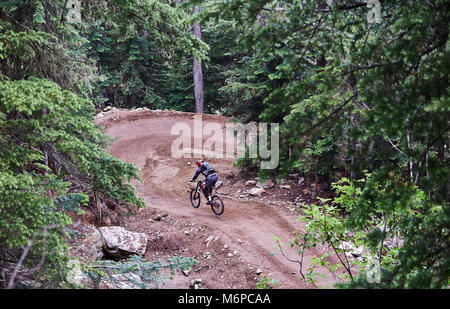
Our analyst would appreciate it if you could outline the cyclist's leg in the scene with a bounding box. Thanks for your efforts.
[206,174,218,197]
[205,174,218,202]
[211,174,218,191]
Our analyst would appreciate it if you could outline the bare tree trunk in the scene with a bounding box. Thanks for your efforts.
[193,6,204,114]
[94,190,102,223]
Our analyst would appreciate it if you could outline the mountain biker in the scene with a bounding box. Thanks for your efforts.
[190,160,218,205]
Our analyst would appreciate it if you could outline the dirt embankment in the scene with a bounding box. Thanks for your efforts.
[91,107,337,289]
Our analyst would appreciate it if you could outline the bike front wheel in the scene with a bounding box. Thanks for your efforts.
[210,195,224,216]
[190,189,201,208]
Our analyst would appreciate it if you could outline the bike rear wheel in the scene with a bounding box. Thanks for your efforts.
[190,189,201,208]
[210,195,224,216]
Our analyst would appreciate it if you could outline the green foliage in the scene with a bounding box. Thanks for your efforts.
[256,274,280,289]
[192,0,449,288]
[294,174,449,288]
[55,193,89,214]
[0,77,144,287]
[84,0,209,109]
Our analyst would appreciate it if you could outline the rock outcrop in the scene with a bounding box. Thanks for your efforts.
[99,226,148,259]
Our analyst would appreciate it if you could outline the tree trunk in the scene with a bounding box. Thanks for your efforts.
[193,6,204,114]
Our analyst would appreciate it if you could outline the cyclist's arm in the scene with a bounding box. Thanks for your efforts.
[192,167,202,181]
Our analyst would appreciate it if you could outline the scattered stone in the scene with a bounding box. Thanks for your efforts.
[256,268,263,275]
[203,251,211,259]
[298,177,305,184]
[190,279,203,289]
[350,250,362,258]
[215,181,224,190]
[72,219,81,228]
[339,241,353,251]
[227,253,234,258]
[280,185,291,189]
[289,173,299,179]
[182,268,191,276]
[245,180,257,186]
[103,106,112,112]
[205,235,219,247]
[249,187,266,197]
[256,179,275,189]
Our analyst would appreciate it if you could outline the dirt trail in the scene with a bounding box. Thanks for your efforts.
[95,108,335,289]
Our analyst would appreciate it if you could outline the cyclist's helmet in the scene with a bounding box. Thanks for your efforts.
[196,160,204,167]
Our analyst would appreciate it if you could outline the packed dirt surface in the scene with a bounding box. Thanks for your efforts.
[94,108,337,289]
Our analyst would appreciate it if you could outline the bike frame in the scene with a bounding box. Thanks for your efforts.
[196,180,209,198]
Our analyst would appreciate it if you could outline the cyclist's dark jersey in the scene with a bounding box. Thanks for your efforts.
[193,162,216,180]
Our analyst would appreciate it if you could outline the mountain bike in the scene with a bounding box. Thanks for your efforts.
[190,180,224,216]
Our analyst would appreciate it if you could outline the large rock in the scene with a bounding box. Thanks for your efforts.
[85,226,104,260]
[99,226,148,258]
[73,224,103,261]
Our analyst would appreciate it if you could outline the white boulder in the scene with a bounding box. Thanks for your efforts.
[99,226,148,258]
